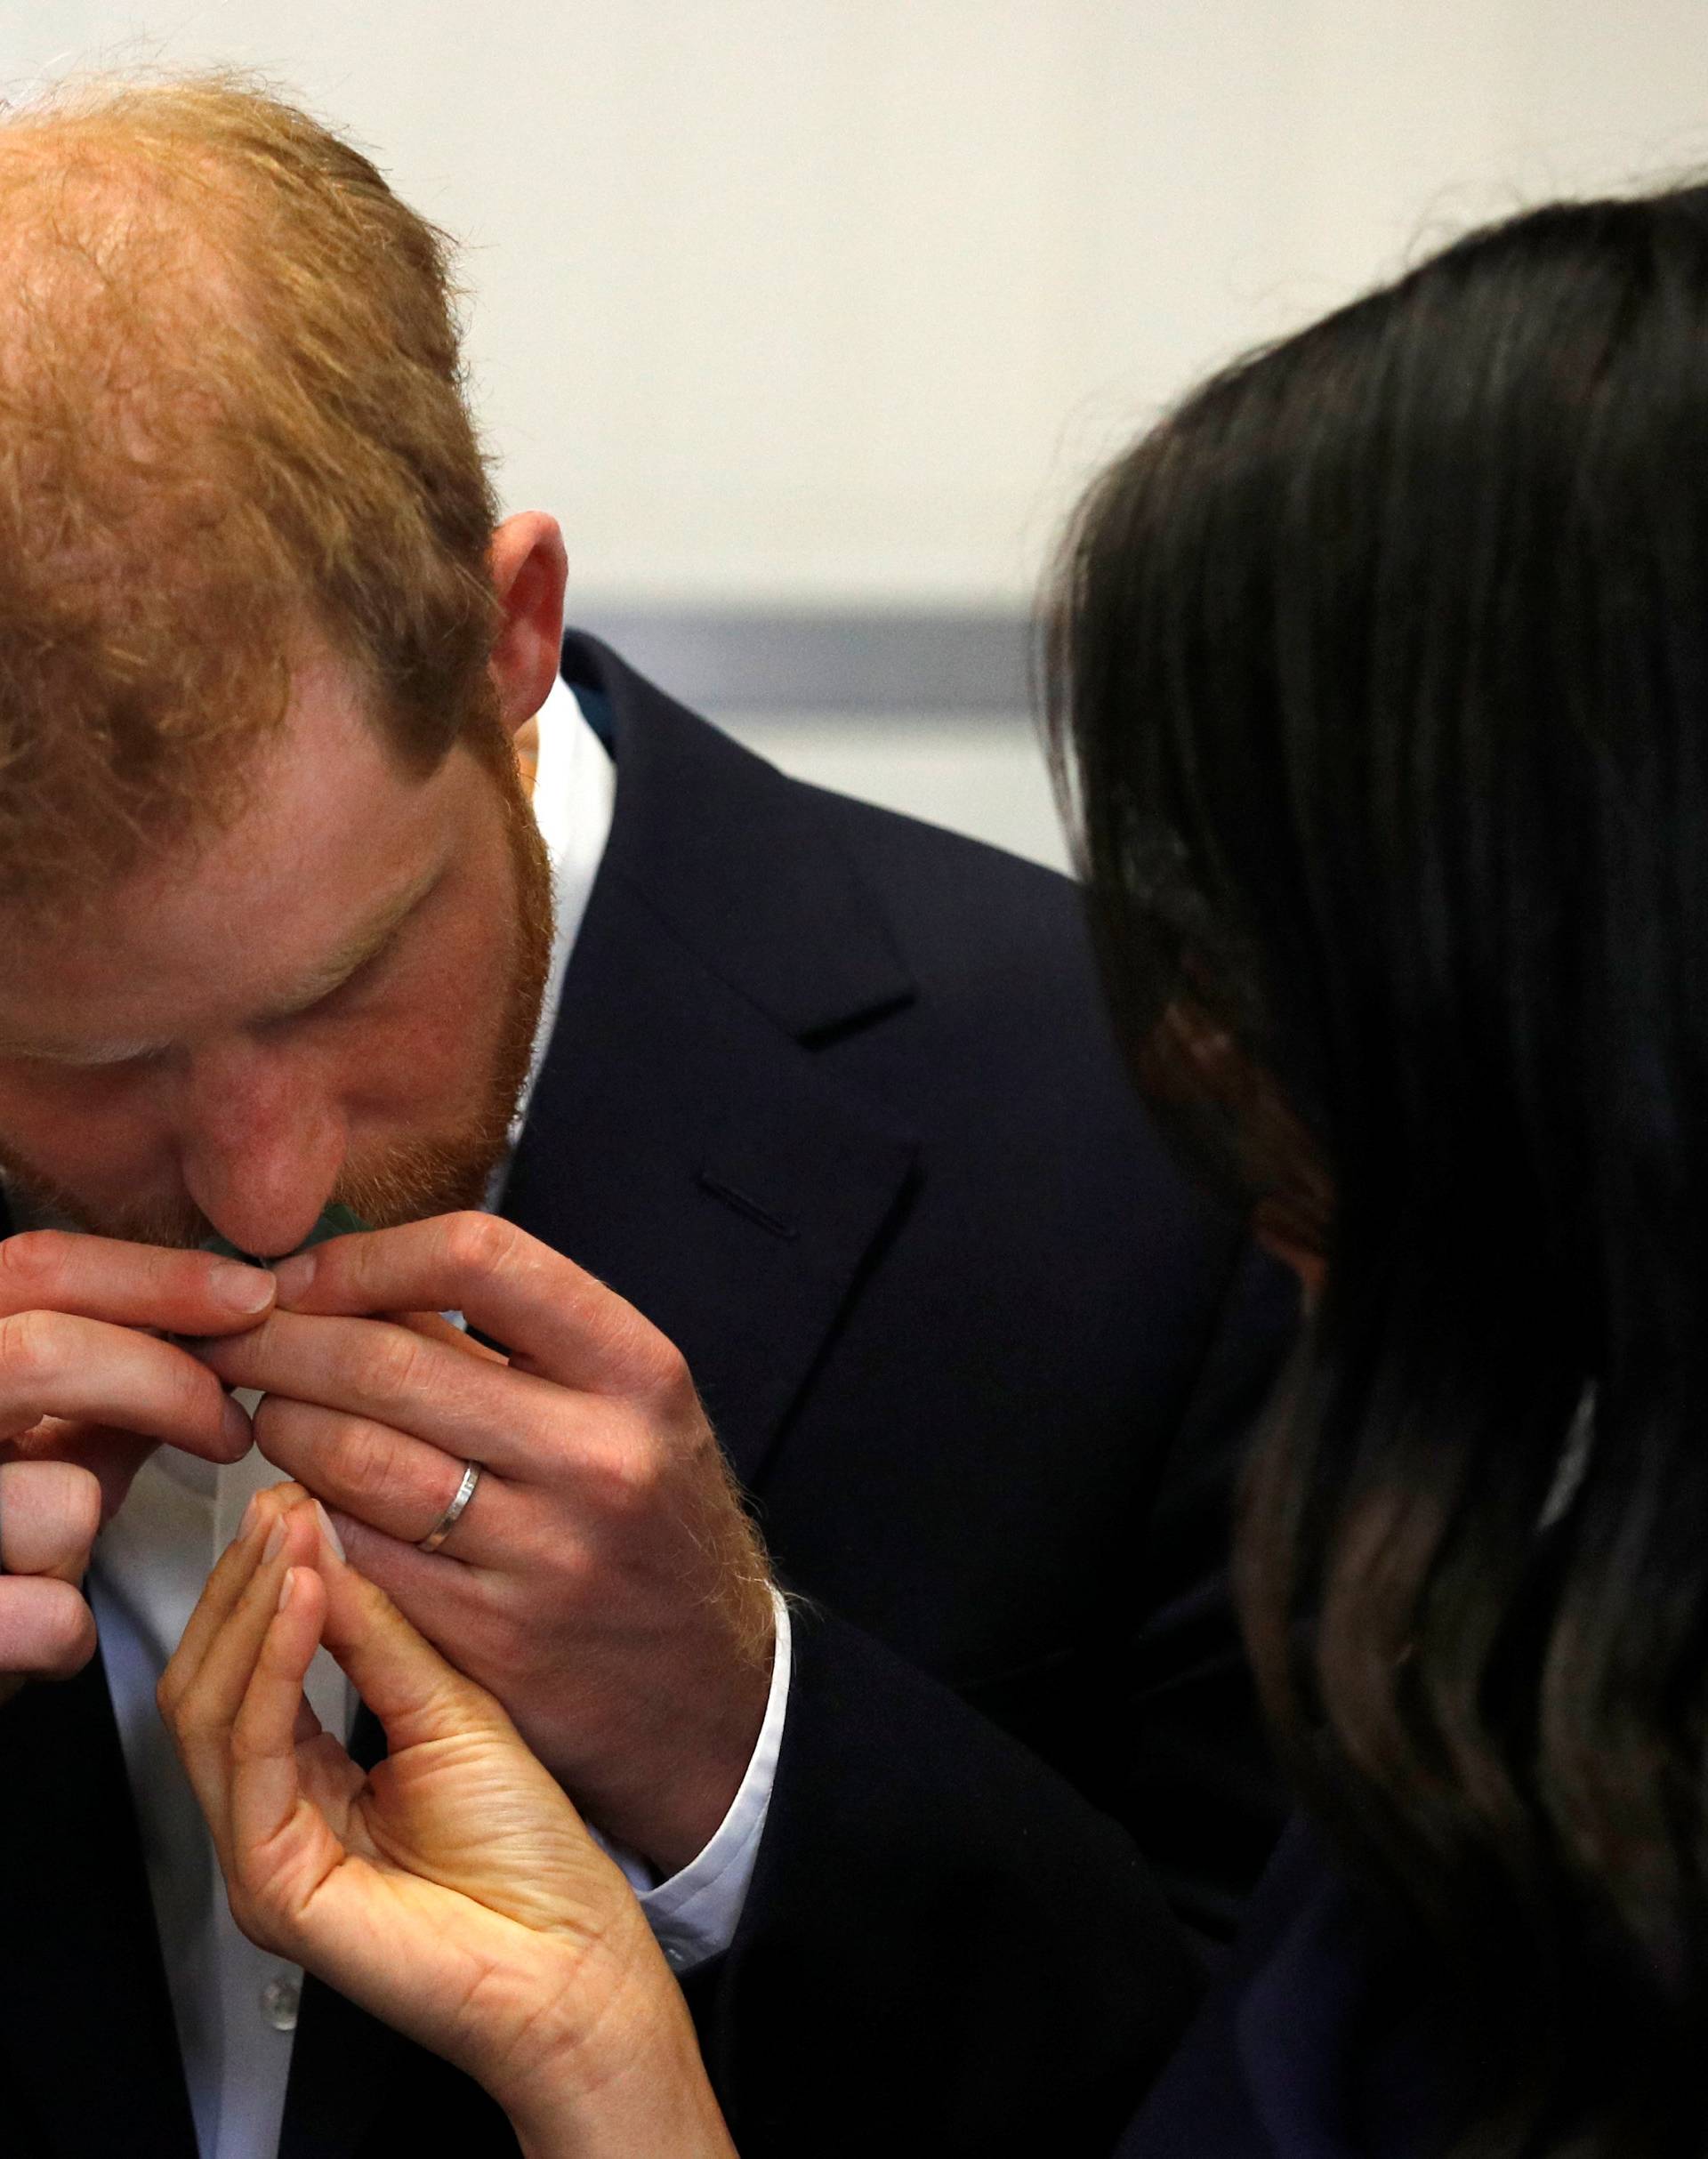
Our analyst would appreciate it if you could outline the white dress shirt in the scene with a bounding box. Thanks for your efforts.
[46,675,794,2159]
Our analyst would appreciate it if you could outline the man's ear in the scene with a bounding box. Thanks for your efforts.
[487,512,569,735]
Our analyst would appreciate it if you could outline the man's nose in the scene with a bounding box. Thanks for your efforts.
[173,1037,348,1258]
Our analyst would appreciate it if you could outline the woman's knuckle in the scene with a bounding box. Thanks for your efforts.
[170,1692,221,1751]
[226,1888,277,1952]
[157,1667,197,1731]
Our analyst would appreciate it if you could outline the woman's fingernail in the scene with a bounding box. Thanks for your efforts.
[312,1501,347,1565]
[271,1253,316,1303]
[221,1395,254,1457]
[239,1493,262,1542]
[278,1566,300,1614]
[210,1260,276,1314]
[262,1516,287,1563]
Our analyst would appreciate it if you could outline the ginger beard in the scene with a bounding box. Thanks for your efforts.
[0,741,557,1253]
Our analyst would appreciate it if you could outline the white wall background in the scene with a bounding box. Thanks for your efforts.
[6,3,1708,860]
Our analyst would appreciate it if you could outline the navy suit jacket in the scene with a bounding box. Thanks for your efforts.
[0,634,1296,2157]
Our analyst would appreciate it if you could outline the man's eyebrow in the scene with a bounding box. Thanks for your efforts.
[0,867,444,1064]
[253,865,443,1024]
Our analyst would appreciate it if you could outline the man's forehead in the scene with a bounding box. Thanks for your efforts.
[0,863,444,1061]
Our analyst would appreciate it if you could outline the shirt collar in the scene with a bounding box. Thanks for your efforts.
[492,672,617,1184]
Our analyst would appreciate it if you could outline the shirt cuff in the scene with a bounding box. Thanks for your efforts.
[614,1587,794,1976]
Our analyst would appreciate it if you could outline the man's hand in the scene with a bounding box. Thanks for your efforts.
[193,1215,777,1873]
[0,1229,277,1704]
[0,1459,102,1703]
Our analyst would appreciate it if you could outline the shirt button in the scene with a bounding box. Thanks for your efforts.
[260,1974,301,2032]
[665,1946,689,1970]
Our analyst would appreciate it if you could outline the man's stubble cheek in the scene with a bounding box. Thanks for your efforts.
[326,761,554,1229]
[0,1121,204,1245]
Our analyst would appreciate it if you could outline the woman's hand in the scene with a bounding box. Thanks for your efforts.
[158,1483,737,2158]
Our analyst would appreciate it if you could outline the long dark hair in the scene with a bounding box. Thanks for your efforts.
[1051,187,1708,2157]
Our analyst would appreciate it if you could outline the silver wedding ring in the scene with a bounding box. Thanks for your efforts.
[416,1459,482,1554]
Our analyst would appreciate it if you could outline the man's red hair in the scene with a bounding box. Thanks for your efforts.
[0,71,501,911]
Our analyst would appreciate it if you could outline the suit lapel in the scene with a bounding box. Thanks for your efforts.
[501,637,920,1486]
[502,866,917,1485]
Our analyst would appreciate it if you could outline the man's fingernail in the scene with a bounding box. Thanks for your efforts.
[271,1253,316,1303]
[263,1516,287,1563]
[210,1261,276,1314]
[221,1395,254,1456]
[313,1501,347,1565]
